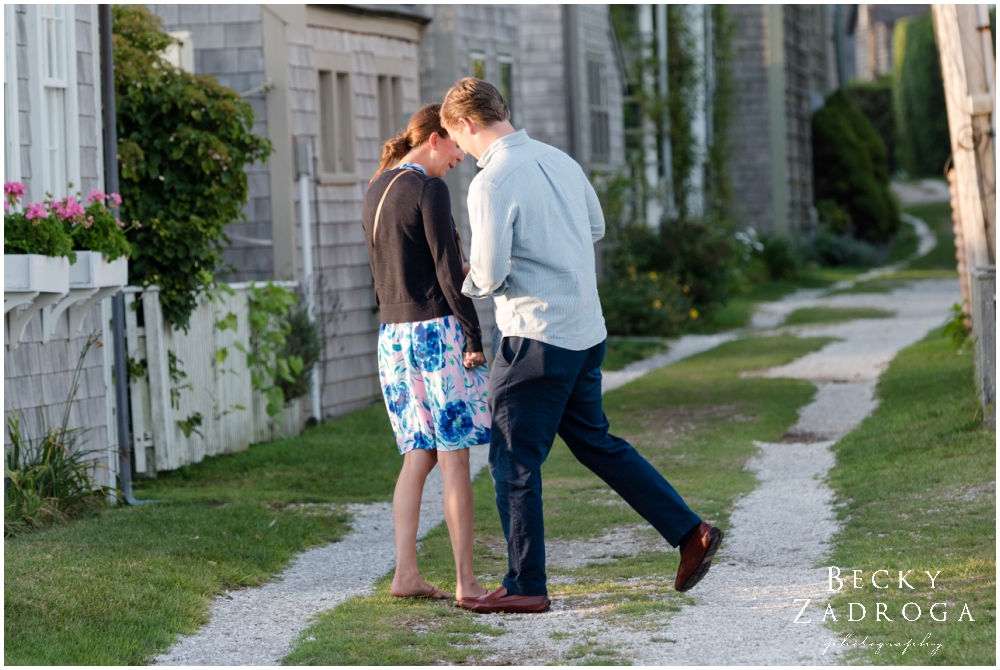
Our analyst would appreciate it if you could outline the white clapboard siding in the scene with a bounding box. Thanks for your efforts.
[125,282,306,473]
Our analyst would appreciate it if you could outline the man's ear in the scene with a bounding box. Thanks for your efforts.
[459,117,477,136]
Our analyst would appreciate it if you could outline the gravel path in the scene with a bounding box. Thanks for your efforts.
[154,446,490,666]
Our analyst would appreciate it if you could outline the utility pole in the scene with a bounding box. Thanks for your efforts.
[932,4,996,422]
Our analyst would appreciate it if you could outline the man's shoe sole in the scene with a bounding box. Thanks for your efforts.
[676,528,724,593]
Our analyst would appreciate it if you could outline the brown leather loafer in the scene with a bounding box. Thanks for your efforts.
[674,522,724,592]
[458,586,551,614]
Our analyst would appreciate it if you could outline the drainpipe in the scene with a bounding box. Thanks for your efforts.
[99,5,140,505]
[656,5,676,220]
[294,138,321,423]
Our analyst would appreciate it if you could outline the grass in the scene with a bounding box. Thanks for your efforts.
[701,267,861,332]
[4,405,404,665]
[885,219,921,265]
[782,306,894,327]
[602,337,667,372]
[283,334,834,665]
[825,330,995,665]
[903,202,957,272]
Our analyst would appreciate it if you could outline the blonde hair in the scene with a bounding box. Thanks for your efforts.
[440,77,510,129]
[371,103,449,183]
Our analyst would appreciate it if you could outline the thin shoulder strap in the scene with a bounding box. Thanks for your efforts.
[372,169,418,247]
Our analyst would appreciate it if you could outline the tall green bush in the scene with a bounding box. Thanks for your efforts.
[892,14,949,177]
[113,6,272,329]
[812,90,900,243]
[846,76,898,174]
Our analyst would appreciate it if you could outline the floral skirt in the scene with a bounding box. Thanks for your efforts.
[378,315,491,454]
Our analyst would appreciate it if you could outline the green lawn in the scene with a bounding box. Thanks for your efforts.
[602,337,667,372]
[702,268,861,332]
[904,202,958,272]
[4,405,402,665]
[825,331,995,665]
[782,306,894,327]
[284,334,834,665]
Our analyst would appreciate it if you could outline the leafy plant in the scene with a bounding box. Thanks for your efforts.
[805,230,879,268]
[276,305,322,403]
[228,282,303,417]
[812,90,900,243]
[892,14,950,178]
[599,270,689,337]
[942,303,971,347]
[4,335,116,536]
[113,6,273,330]
[754,233,800,281]
[3,182,76,261]
[847,76,899,175]
[64,190,137,261]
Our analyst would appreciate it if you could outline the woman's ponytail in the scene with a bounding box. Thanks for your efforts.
[369,104,449,183]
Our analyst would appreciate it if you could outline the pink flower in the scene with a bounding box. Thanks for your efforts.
[116,218,125,228]
[53,197,86,220]
[4,182,26,200]
[86,189,108,204]
[25,203,48,220]
[110,193,122,205]
[4,200,8,212]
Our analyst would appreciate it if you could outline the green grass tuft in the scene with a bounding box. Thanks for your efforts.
[782,306,894,327]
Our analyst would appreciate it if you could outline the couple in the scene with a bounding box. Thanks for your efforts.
[363,78,723,614]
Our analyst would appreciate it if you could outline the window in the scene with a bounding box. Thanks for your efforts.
[498,58,514,120]
[377,75,403,143]
[470,53,486,80]
[318,69,355,174]
[587,56,610,164]
[41,4,69,195]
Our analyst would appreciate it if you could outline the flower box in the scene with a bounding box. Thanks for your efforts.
[69,251,128,289]
[4,253,70,293]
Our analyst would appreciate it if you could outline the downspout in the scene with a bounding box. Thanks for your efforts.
[294,138,321,423]
[99,5,143,505]
[656,5,676,219]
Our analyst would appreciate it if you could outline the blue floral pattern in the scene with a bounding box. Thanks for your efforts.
[378,315,491,454]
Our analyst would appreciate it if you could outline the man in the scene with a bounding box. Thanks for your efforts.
[441,78,723,614]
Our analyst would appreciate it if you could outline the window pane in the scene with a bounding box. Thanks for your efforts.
[377,75,391,142]
[336,73,354,172]
[390,77,403,136]
[318,71,336,173]
[43,5,65,82]
[45,86,66,194]
[471,57,485,81]
[499,62,513,118]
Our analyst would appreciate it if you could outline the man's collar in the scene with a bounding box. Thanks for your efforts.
[476,129,529,169]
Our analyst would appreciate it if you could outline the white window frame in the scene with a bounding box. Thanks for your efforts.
[4,4,23,188]
[26,4,81,203]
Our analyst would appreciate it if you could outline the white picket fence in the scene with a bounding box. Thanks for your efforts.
[124,282,306,474]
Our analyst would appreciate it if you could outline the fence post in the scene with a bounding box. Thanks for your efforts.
[141,287,175,471]
[971,266,996,424]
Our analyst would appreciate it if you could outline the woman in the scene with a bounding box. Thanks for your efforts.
[363,104,490,602]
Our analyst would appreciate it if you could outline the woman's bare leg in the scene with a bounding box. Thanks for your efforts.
[438,449,487,601]
[390,449,450,598]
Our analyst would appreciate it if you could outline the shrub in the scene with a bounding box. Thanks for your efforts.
[755,233,800,281]
[4,336,115,536]
[847,76,898,174]
[816,199,853,236]
[276,305,322,403]
[599,270,690,337]
[113,6,273,330]
[65,190,137,261]
[812,90,900,243]
[805,230,879,268]
[653,218,735,314]
[893,14,950,178]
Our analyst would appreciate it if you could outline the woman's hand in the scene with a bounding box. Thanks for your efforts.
[463,351,485,369]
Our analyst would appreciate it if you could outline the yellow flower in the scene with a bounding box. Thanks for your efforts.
[648,271,658,281]
[652,299,662,309]
[689,308,699,320]
[682,284,691,294]
[627,266,637,280]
